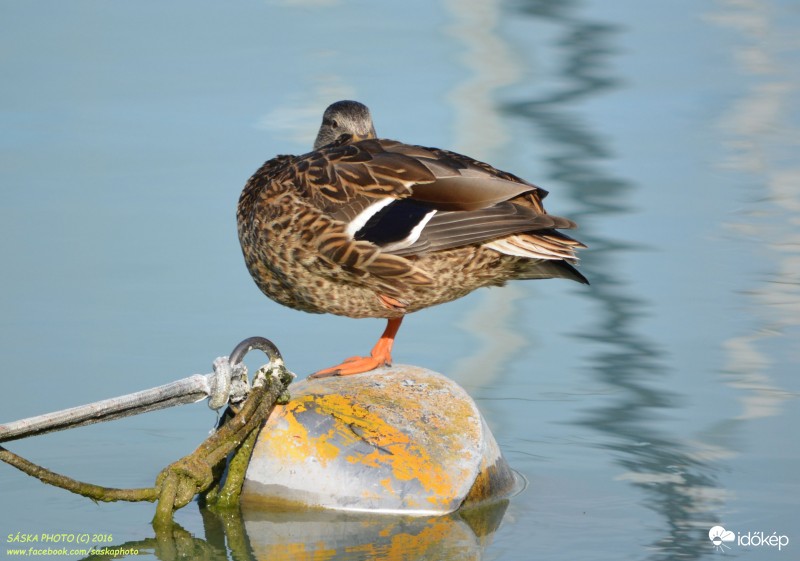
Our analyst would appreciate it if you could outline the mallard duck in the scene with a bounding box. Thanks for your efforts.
[238,100,587,377]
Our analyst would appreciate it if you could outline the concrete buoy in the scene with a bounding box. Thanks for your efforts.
[242,365,520,515]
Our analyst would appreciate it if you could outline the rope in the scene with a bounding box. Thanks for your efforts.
[0,340,280,442]
[0,336,295,529]
[208,357,236,411]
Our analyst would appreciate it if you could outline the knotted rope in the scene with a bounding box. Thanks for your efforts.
[0,337,294,529]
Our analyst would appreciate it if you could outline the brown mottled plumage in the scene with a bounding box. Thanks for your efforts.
[237,100,587,377]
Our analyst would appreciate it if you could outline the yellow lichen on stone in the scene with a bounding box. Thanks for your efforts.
[266,401,342,467]
[308,392,457,503]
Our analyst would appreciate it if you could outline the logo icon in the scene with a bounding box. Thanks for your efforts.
[709,526,735,552]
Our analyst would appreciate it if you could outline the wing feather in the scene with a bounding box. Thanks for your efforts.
[273,137,583,288]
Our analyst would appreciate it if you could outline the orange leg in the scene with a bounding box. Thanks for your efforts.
[310,317,403,378]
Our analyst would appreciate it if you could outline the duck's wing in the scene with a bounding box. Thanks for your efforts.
[287,139,580,255]
[276,138,584,293]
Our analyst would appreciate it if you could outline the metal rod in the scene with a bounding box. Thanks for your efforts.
[0,373,214,443]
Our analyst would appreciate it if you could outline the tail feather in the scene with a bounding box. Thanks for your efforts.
[517,259,589,285]
[485,231,583,262]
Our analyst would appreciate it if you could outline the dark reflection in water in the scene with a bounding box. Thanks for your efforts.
[505,1,719,558]
[79,501,509,561]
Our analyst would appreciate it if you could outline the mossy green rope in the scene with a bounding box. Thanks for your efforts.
[0,367,290,530]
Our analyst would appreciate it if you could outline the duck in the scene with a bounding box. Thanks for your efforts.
[237,100,588,378]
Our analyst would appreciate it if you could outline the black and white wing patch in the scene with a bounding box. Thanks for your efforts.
[348,199,437,253]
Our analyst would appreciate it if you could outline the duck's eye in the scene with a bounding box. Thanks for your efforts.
[330,119,339,129]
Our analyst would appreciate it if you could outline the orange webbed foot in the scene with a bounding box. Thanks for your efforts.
[308,317,403,379]
[309,355,389,378]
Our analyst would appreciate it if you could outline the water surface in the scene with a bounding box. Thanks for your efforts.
[1,1,798,559]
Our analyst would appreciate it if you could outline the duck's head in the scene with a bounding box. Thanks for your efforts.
[313,100,378,150]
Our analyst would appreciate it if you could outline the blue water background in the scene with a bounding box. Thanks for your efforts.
[1,1,798,559]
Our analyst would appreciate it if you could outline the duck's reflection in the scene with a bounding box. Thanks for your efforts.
[82,500,509,561]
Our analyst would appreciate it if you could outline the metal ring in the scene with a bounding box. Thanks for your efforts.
[229,336,283,367]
